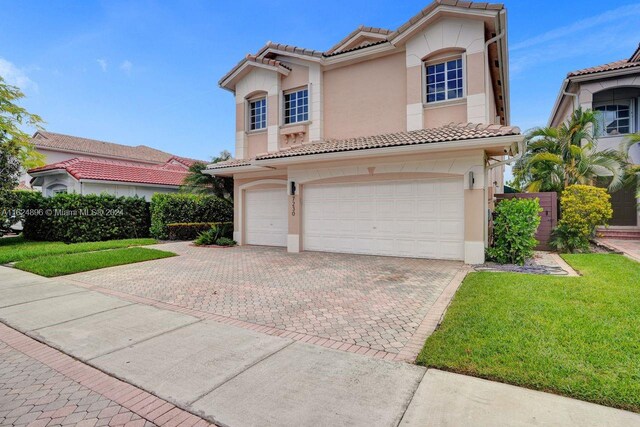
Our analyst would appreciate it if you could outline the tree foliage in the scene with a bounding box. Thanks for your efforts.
[487,197,542,265]
[0,76,45,235]
[550,185,612,253]
[621,132,640,201]
[510,108,627,193]
[181,150,233,201]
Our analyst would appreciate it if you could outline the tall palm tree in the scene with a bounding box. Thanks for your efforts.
[181,150,234,201]
[511,108,628,193]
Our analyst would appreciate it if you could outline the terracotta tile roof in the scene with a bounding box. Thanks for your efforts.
[207,123,520,169]
[325,26,393,55]
[256,123,519,160]
[324,40,390,57]
[222,1,504,86]
[28,157,190,187]
[388,1,504,41]
[206,158,252,169]
[567,59,640,77]
[32,131,177,164]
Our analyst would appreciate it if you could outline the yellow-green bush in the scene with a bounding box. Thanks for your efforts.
[551,185,612,253]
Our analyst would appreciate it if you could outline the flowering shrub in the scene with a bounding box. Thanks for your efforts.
[551,185,612,253]
[487,197,542,265]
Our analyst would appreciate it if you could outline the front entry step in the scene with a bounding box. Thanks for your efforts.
[597,228,640,240]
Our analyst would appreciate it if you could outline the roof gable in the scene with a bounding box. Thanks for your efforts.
[326,26,392,55]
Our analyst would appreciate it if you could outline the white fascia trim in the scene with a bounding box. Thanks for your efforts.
[323,43,397,66]
[255,134,523,167]
[256,48,323,63]
[220,61,290,91]
[78,179,180,189]
[28,169,68,178]
[330,32,389,54]
[390,6,499,46]
[203,165,274,176]
[548,79,571,127]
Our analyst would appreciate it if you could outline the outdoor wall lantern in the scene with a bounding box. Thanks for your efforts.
[468,171,475,189]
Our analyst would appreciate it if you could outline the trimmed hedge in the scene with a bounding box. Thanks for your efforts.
[150,193,233,239]
[487,197,542,265]
[167,222,233,241]
[21,192,150,242]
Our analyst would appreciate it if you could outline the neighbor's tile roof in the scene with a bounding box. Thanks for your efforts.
[32,131,177,164]
[28,157,191,187]
[568,59,640,77]
[207,123,520,169]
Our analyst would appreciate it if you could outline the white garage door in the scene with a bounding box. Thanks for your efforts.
[303,178,464,260]
[245,188,288,247]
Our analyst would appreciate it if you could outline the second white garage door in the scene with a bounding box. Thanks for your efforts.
[303,178,464,260]
[245,188,288,247]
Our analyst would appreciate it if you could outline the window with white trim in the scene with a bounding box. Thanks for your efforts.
[249,97,267,131]
[46,184,67,197]
[425,57,463,103]
[595,101,634,136]
[284,88,308,124]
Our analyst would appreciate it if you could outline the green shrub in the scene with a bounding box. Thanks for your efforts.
[215,237,236,247]
[193,223,233,246]
[150,193,233,239]
[551,184,612,253]
[167,222,233,241]
[21,193,150,242]
[487,197,542,265]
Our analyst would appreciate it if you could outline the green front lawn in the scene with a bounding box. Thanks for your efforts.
[0,236,157,264]
[418,254,640,412]
[14,247,175,277]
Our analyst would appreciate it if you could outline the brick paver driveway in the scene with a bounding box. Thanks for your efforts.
[67,242,464,356]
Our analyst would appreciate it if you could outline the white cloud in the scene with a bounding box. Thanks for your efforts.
[120,60,132,74]
[512,4,640,51]
[0,58,38,92]
[97,58,108,72]
[509,4,640,77]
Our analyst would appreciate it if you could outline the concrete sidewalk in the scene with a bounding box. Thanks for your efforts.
[1,266,639,427]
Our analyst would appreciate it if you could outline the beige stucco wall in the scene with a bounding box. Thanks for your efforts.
[246,132,268,158]
[423,101,467,128]
[281,62,309,91]
[323,52,407,140]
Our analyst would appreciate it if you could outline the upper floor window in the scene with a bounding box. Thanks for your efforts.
[425,57,463,103]
[249,97,267,131]
[284,88,309,124]
[595,102,633,136]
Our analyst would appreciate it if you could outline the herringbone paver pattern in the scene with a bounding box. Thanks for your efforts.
[68,243,462,354]
[0,341,154,427]
[0,325,214,427]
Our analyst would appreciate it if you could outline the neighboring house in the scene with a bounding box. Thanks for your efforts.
[206,0,523,264]
[549,44,640,229]
[25,131,199,201]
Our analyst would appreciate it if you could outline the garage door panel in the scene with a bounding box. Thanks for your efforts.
[303,178,465,260]
[245,188,287,247]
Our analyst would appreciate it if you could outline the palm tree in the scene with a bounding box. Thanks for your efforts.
[511,108,628,193]
[181,150,234,201]
[621,132,640,200]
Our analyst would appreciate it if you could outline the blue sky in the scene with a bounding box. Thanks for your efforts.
[2,0,640,162]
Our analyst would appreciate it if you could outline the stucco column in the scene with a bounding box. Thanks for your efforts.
[464,188,485,264]
[287,184,301,252]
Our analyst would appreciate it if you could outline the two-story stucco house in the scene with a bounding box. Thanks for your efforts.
[549,44,640,230]
[206,0,524,264]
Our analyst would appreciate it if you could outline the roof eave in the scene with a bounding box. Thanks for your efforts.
[77,178,182,188]
[389,5,501,46]
[203,164,274,176]
[254,134,523,167]
[219,60,291,92]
